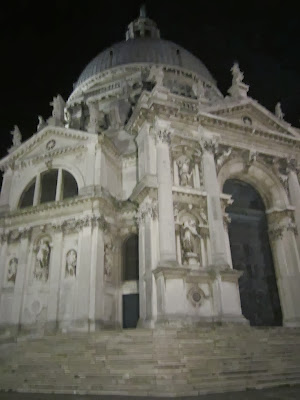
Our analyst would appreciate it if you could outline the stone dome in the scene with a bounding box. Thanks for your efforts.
[75,38,215,88]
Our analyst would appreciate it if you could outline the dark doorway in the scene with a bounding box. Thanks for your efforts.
[123,235,139,281]
[224,179,282,326]
[122,294,139,328]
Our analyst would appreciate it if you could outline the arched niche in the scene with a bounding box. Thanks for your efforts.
[123,234,139,281]
[224,178,282,326]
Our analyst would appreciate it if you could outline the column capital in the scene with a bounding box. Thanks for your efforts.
[150,119,173,145]
[199,136,219,154]
[136,198,158,225]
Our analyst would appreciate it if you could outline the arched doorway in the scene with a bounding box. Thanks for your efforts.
[224,179,282,326]
[122,234,139,328]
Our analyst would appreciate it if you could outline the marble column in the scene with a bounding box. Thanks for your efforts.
[154,128,177,264]
[288,168,300,256]
[11,229,31,330]
[137,198,158,327]
[0,236,8,316]
[46,228,63,332]
[89,216,105,330]
[0,169,12,212]
[74,218,93,331]
[268,210,300,327]
[200,136,228,266]
[199,133,245,324]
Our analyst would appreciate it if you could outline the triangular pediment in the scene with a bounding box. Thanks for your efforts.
[0,127,91,169]
[207,99,300,138]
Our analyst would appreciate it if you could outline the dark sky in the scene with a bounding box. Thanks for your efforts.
[0,0,299,161]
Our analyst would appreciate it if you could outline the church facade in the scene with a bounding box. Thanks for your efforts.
[1,11,300,335]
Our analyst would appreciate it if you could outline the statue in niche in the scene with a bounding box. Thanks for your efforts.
[65,249,77,278]
[177,157,193,187]
[180,219,201,265]
[104,236,114,281]
[34,237,51,282]
[275,102,284,120]
[231,62,244,85]
[7,258,18,284]
[10,125,22,148]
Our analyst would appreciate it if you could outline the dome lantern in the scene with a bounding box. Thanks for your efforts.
[125,5,160,40]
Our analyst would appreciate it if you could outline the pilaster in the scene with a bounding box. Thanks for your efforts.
[11,228,31,330]
[151,122,177,263]
[199,134,228,266]
[46,227,63,332]
[74,218,93,331]
[288,162,300,256]
[268,208,300,327]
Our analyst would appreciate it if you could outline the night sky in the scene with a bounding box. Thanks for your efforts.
[0,0,299,162]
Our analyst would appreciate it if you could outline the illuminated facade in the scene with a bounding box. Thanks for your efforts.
[1,10,300,335]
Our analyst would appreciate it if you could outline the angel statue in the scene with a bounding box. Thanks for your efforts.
[231,62,244,85]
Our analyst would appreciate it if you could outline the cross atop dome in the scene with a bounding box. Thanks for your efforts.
[125,5,160,40]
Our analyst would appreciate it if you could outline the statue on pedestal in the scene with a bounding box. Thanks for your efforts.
[275,102,284,120]
[227,62,249,99]
[181,219,201,265]
[9,125,22,149]
[177,156,193,187]
[47,95,66,127]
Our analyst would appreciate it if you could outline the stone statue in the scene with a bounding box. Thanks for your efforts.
[275,102,284,120]
[147,65,164,87]
[181,219,200,254]
[7,258,18,284]
[192,80,206,100]
[177,157,193,186]
[47,94,66,126]
[34,238,51,282]
[10,125,22,148]
[231,62,244,85]
[37,116,46,131]
[216,147,232,169]
[64,107,72,129]
[227,62,249,99]
[65,249,77,277]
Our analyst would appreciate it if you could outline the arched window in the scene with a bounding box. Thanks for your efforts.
[19,178,36,208]
[19,169,78,209]
[224,179,282,326]
[123,234,139,281]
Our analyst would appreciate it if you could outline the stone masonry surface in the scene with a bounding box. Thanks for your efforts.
[0,327,300,397]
